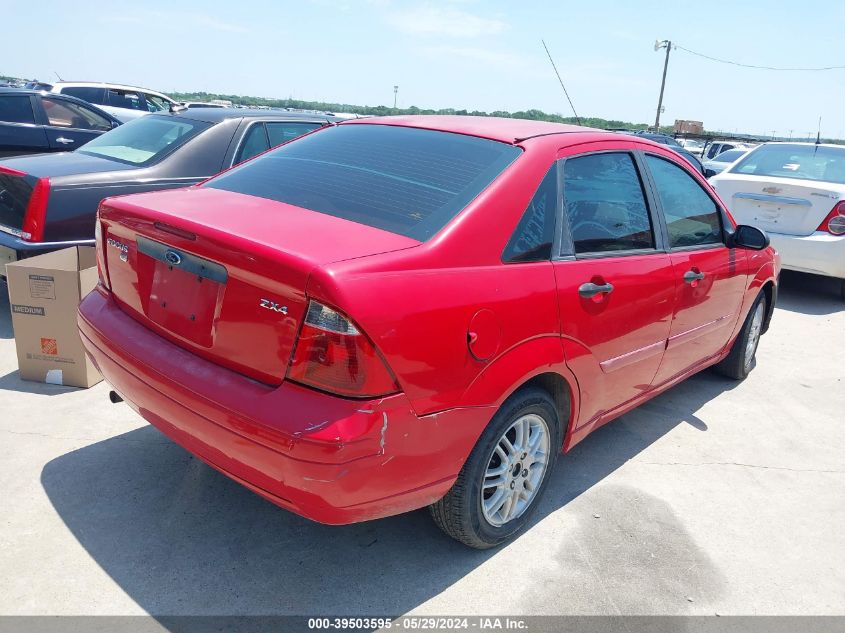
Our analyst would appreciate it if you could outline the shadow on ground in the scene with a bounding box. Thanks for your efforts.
[775,270,843,316]
[1,280,12,340]
[41,372,732,622]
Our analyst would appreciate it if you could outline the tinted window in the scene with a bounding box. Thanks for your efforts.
[236,123,270,163]
[266,121,323,147]
[0,96,35,124]
[645,154,722,248]
[60,87,107,105]
[503,165,557,262]
[206,124,521,241]
[42,97,112,131]
[713,149,745,163]
[563,152,654,254]
[78,115,210,165]
[730,143,845,184]
[107,89,144,111]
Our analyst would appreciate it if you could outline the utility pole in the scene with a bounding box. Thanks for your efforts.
[771,130,776,140]
[653,40,672,132]
[393,85,398,109]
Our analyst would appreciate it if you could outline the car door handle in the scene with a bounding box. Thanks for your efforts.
[578,282,614,298]
[683,270,706,283]
[55,137,75,144]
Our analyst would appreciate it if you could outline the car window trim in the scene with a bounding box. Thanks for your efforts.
[229,119,331,167]
[232,121,269,166]
[639,150,731,249]
[500,163,562,265]
[555,149,665,260]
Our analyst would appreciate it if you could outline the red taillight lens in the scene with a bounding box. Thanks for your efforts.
[21,177,50,242]
[94,210,110,290]
[818,201,845,236]
[287,301,399,398]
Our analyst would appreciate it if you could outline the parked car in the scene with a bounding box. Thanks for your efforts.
[0,108,337,264]
[630,132,705,174]
[703,148,748,178]
[78,116,779,548]
[677,138,705,157]
[182,102,226,109]
[0,88,120,158]
[703,140,754,161]
[37,82,179,123]
[711,142,845,298]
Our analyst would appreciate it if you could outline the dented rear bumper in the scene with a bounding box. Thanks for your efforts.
[78,287,491,524]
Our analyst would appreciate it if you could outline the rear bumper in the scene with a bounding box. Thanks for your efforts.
[78,287,492,524]
[769,231,845,279]
[0,229,94,267]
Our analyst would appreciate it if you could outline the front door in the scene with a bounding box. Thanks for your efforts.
[553,148,675,427]
[642,153,748,384]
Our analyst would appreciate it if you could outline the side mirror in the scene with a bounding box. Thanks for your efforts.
[731,224,769,250]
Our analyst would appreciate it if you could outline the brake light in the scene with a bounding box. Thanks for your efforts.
[94,211,110,290]
[817,201,845,235]
[287,301,399,398]
[20,177,50,242]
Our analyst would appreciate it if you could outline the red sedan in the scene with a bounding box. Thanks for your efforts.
[78,116,779,548]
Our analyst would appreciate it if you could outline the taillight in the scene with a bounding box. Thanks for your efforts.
[20,177,50,242]
[818,201,845,236]
[287,301,399,398]
[94,210,110,290]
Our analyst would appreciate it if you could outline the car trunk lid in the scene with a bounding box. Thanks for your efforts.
[715,175,840,236]
[98,186,419,385]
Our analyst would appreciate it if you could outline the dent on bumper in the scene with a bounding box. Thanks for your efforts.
[78,288,493,524]
[769,231,845,278]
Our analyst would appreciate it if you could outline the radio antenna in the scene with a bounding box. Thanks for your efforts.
[541,39,581,125]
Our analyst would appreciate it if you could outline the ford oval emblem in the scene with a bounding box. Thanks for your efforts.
[164,250,182,266]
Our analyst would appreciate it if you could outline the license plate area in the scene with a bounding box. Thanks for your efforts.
[136,237,227,347]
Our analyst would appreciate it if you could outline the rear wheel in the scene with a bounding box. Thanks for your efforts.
[713,292,766,380]
[429,388,560,549]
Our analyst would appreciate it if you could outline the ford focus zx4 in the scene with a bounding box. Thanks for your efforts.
[78,116,779,548]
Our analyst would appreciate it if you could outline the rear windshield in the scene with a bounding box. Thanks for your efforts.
[204,124,522,240]
[713,149,746,163]
[730,143,845,184]
[78,115,211,165]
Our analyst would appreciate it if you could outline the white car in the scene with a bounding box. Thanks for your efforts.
[678,138,705,157]
[711,142,845,298]
[703,140,755,161]
[42,82,178,123]
[703,148,749,178]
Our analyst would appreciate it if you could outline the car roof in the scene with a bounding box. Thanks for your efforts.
[341,115,596,143]
[52,82,173,98]
[150,108,342,124]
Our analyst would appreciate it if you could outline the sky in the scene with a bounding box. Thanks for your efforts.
[5,0,845,138]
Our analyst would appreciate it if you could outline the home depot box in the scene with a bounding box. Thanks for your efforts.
[5,247,102,388]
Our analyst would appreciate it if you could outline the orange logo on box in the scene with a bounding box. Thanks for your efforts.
[40,338,58,356]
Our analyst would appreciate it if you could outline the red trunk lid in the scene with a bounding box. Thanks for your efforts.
[98,187,419,385]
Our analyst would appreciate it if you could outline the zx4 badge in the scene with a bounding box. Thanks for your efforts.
[260,299,288,315]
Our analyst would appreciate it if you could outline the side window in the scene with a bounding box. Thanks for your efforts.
[645,154,723,248]
[236,123,270,163]
[60,87,107,105]
[107,89,144,111]
[0,96,36,124]
[41,97,112,131]
[562,152,655,254]
[144,94,170,112]
[503,165,557,262]
[266,122,324,147]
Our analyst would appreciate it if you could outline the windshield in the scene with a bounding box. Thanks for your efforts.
[77,115,211,165]
[204,124,522,241]
[713,149,746,163]
[730,143,845,184]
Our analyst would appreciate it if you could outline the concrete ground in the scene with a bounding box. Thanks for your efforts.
[0,271,842,617]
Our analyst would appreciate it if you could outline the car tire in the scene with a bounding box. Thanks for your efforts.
[713,292,767,381]
[839,278,845,301]
[429,388,561,549]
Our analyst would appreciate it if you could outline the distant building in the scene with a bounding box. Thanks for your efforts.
[674,119,704,135]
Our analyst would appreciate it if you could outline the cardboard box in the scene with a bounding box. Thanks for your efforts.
[5,247,102,388]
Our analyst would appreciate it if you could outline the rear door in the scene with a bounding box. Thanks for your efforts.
[553,145,675,426]
[38,96,113,150]
[0,94,47,157]
[642,152,747,384]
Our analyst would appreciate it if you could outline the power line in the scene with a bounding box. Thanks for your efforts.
[673,44,845,71]
[541,39,581,125]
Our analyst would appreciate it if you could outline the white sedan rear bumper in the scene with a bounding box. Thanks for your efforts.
[768,231,845,279]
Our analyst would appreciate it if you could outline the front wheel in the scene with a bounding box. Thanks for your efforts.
[429,388,561,549]
[713,292,767,380]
